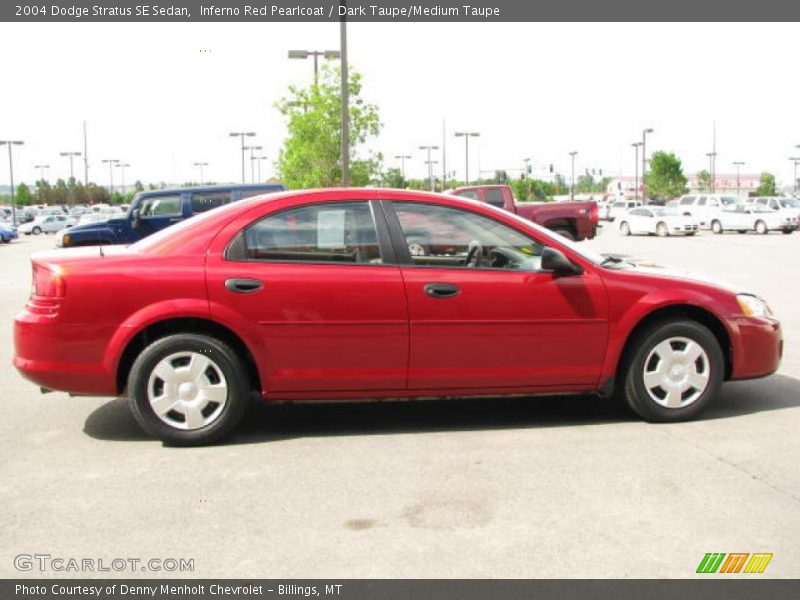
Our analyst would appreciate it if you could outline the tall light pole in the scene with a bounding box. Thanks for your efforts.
[454,131,479,185]
[732,161,745,197]
[790,157,800,196]
[631,142,642,200]
[1,140,24,225]
[425,160,439,191]
[116,163,130,197]
[229,132,255,184]
[419,145,439,191]
[523,158,531,179]
[255,156,267,182]
[101,159,119,197]
[60,151,81,181]
[641,128,653,201]
[288,49,341,86]
[705,152,717,192]
[394,154,412,182]
[34,163,50,182]
[569,151,578,201]
[340,3,350,187]
[193,161,208,184]
[244,145,263,183]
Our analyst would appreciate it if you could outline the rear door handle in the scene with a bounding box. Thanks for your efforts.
[424,283,460,298]
[225,278,263,294]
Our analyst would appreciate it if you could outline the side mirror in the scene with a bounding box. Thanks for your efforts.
[131,208,141,229]
[541,246,583,275]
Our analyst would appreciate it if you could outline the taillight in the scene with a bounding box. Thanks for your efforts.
[31,263,67,298]
[590,203,599,223]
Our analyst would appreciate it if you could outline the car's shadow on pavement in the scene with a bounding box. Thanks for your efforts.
[83,374,800,446]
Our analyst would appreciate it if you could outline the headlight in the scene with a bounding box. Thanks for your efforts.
[61,233,71,246]
[736,294,772,318]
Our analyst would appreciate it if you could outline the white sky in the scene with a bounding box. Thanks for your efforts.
[1,22,798,188]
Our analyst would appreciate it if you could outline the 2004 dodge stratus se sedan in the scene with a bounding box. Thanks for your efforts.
[14,189,782,445]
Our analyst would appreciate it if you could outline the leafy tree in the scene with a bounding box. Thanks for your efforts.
[575,173,596,194]
[644,151,688,199]
[695,170,711,192]
[16,183,34,206]
[755,172,777,196]
[381,167,405,189]
[276,64,381,188]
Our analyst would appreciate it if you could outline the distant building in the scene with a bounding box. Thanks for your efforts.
[607,173,762,200]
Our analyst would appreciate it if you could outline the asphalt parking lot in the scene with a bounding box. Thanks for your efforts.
[1,224,799,579]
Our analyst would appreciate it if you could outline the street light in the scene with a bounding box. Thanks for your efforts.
[419,145,439,191]
[732,161,745,197]
[288,49,341,86]
[641,128,653,201]
[425,160,439,191]
[569,151,578,201]
[394,154,412,182]
[60,151,82,181]
[229,132,255,184]
[705,152,717,193]
[1,140,24,225]
[631,142,642,200]
[243,145,263,184]
[790,157,800,196]
[454,131,480,185]
[34,163,50,181]
[254,156,267,182]
[101,159,120,196]
[193,162,209,184]
[116,163,130,197]
[522,157,531,179]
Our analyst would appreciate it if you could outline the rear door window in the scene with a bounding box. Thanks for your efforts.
[191,191,231,214]
[140,194,182,217]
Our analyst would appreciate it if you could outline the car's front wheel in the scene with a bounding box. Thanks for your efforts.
[656,222,669,237]
[32,226,41,235]
[755,220,768,235]
[128,334,250,445]
[621,320,723,422]
[711,220,723,234]
[620,222,631,236]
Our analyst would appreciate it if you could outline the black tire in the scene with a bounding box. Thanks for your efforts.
[737,230,747,234]
[32,226,41,235]
[755,220,768,235]
[551,227,576,241]
[620,222,631,236]
[128,333,250,446]
[782,229,794,235]
[711,220,723,234]
[620,320,724,422]
[656,222,669,237]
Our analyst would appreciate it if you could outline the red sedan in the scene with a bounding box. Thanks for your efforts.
[13,189,782,445]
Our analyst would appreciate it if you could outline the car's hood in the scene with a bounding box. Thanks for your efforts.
[67,217,126,232]
[626,262,740,295]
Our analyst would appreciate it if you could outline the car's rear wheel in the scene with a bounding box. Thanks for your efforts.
[711,220,723,234]
[755,220,768,235]
[620,222,631,236]
[32,226,41,235]
[128,334,249,446]
[656,222,669,237]
[621,320,723,422]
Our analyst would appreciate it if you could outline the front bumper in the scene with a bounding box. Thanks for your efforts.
[729,317,782,380]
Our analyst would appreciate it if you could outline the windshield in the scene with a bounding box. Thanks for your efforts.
[479,202,607,265]
[780,198,800,209]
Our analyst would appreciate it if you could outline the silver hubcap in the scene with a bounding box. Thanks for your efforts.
[642,337,710,409]
[408,243,426,256]
[147,352,228,430]
[657,224,667,236]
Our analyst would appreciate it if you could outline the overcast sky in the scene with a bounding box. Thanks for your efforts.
[1,22,798,188]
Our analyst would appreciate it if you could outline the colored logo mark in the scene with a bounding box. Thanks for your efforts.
[696,553,773,574]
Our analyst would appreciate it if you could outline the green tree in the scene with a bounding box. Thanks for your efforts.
[696,170,711,192]
[755,172,777,196]
[644,151,688,199]
[276,65,381,188]
[16,183,34,206]
[575,173,596,194]
[381,167,405,189]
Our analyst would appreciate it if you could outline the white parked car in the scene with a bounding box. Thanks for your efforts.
[674,194,740,229]
[747,196,800,222]
[619,207,699,237]
[18,215,69,235]
[709,205,797,235]
[607,200,643,221]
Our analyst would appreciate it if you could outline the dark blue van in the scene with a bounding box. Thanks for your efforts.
[58,183,285,247]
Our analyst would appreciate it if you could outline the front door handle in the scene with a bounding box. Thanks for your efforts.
[225,278,263,294]
[424,283,460,298]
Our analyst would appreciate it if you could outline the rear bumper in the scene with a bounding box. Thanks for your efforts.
[729,317,782,380]
[13,310,118,396]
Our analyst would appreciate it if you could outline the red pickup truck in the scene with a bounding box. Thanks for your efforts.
[449,184,598,241]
